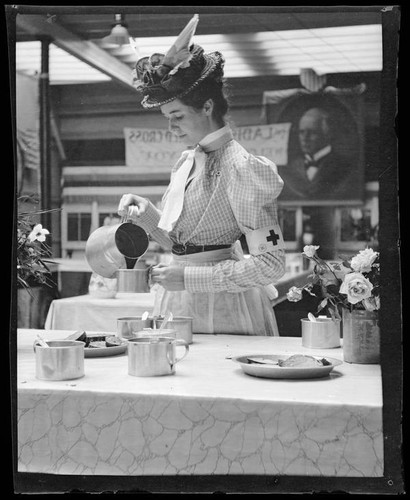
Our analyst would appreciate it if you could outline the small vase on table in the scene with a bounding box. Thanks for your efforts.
[342,308,380,364]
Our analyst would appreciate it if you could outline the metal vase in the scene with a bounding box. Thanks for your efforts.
[342,309,380,364]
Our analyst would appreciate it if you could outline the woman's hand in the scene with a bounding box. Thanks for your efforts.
[151,263,186,291]
[118,193,149,218]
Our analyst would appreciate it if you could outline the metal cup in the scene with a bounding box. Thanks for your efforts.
[34,340,85,380]
[128,336,189,377]
[154,316,193,344]
[116,268,151,293]
[117,316,154,340]
[301,317,341,349]
[135,328,176,339]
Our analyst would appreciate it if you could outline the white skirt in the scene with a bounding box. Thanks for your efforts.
[152,247,279,336]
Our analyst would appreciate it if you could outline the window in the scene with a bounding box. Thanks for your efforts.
[67,213,92,241]
[63,139,125,166]
[340,208,374,242]
[99,213,121,227]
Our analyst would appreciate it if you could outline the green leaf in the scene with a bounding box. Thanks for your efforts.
[317,298,328,312]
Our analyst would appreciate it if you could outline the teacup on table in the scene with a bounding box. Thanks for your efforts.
[127,336,189,377]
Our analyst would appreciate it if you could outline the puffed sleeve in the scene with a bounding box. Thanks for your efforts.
[129,201,173,251]
[227,154,284,229]
[184,154,286,293]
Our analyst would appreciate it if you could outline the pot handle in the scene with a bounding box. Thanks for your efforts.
[120,207,135,223]
[33,334,49,351]
[121,206,141,223]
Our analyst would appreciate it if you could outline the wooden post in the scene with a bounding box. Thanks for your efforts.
[39,37,52,230]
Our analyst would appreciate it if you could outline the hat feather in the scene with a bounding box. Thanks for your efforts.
[162,14,199,69]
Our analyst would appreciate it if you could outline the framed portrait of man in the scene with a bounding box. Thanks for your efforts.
[264,87,366,205]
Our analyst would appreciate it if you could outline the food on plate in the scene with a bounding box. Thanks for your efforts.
[84,335,106,347]
[64,330,87,343]
[278,354,330,367]
[105,336,123,347]
[245,354,332,367]
[88,341,107,349]
[247,357,278,365]
[65,331,125,349]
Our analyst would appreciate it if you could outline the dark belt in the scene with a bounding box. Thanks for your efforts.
[171,243,232,256]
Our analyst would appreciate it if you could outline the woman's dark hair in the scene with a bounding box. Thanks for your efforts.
[179,75,231,125]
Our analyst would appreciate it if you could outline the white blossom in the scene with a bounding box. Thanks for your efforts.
[28,224,50,243]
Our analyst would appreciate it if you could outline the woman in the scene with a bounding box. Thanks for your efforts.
[118,15,286,335]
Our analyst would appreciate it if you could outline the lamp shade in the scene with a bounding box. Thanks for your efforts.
[102,24,130,46]
[102,14,130,46]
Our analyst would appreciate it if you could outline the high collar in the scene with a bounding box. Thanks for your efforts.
[198,125,233,153]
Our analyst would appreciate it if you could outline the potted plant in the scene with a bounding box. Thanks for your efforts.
[16,197,58,327]
[287,245,380,363]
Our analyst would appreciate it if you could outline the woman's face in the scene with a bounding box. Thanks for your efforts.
[161,99,211,147]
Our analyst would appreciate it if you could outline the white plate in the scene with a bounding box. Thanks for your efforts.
[232,354,342,379]
[84,334,127,358]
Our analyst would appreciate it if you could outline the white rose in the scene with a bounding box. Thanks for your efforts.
[339,272,374,305]
[287,286,303,302]
[303,245,320,258]
[350,248,378,273]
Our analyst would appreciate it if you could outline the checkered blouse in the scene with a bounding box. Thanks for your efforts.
[134,129,286,293]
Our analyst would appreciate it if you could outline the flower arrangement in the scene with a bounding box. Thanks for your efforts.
[17,199,57,292]
[287,245,380,320]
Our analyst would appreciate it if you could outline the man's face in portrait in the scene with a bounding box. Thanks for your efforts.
[298,108,330,156]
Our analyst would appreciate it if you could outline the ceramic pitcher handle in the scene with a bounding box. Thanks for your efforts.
[173,339,189,364]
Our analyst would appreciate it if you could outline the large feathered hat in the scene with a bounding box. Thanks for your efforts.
[130,14,225,108]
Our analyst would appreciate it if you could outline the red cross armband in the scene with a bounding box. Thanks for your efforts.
[245,224,285,256]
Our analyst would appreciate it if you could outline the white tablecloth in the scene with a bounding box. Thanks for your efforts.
[44,292,156,332]
[17,329,383,478]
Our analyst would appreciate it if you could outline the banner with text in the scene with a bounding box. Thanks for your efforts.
[124,122,291,169]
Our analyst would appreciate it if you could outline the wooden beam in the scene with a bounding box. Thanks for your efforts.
[16,14,134,89]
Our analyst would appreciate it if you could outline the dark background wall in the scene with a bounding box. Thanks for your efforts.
[51,71,381,185]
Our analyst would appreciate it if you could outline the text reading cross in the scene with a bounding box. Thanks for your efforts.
[266,229,280,246]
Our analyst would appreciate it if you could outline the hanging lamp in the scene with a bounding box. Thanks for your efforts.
[102,14,130,46]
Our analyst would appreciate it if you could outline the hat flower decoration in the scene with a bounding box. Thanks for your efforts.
[286,245,380,320]
[129,14,224,108]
